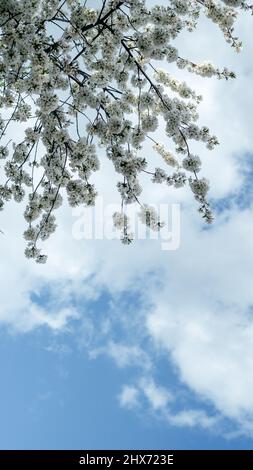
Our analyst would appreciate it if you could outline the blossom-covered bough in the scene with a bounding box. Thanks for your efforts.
[0,0,251,262]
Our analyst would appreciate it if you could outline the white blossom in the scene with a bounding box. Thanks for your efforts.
[0,0,249,260]
[138,204,164,231]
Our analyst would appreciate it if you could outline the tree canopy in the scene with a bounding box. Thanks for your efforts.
[0,0,251,262]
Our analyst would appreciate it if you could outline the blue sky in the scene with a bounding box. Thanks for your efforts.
[1,322,253,450]
[1,2,253,451]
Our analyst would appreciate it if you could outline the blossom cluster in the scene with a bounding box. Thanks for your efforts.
[0,0,249,260]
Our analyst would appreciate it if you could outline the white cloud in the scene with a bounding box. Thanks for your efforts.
[119,375,220,431]
[119,385,140,410]
[139,377,173,410]
[90,341,152,370]
[167,409,219,430]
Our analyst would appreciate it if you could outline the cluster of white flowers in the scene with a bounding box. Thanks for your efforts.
[0,0,250,260]
[138,204,164,231]
[113,211,134,244]
[155,69,202,102]
[153,143,179,168]
[205,0,243,50]
[177,58,236,80]
[182,154,202,173]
